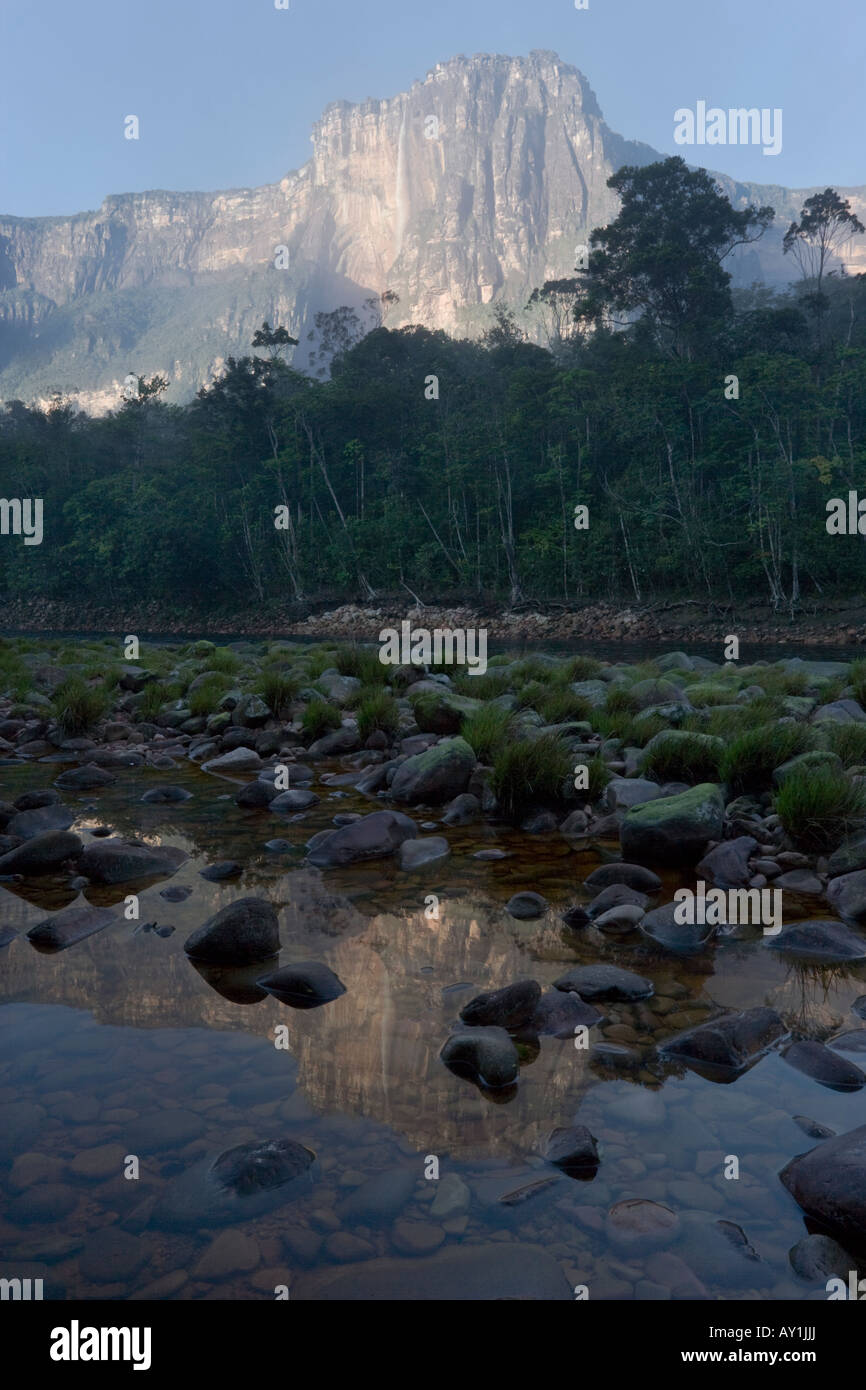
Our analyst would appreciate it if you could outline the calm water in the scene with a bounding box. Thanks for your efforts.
[1,708,865,1299]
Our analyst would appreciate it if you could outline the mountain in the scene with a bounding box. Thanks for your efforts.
[1,50,863,412]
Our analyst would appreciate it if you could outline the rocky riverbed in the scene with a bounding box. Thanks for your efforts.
[2,634,866,1300]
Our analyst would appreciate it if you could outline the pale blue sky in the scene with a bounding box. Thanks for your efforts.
[1,0,863,217]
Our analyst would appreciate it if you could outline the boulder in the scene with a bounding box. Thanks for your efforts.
[439,1027,520,1089]
[660,1006,786,1077]
[150,1138,315,1232]
[54,764,116,790]
[505,890,548,919]
[782,1041,865,1092]
[544,1125,599,1175]
[201,747,262,773]
[5,804,75,839]
[27,903,116,953]
[390,736,476,806]
[826,871,866,924]
[459,980,541,1030]
[696,836,758,888]
[0,830,83,875]
[620,783,725,866]
[525,989,603,1037]
[307,810,417,868]
[397,836,450,871]
[780,1124,866,1251]
[184,897,280,965]
[764,919,866,963]
[554,963,653,1002]
[78,838,187,884]
[584,863,662,892]
[639,900,716,953]
[256,961,346,1008]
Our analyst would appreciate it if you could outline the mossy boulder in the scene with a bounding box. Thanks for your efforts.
[390,736,477,805]
[620,782,725,866]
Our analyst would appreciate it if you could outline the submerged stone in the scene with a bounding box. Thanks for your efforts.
[256,961,346,1008]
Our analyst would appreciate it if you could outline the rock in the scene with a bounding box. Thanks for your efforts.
[520,809,559,833]
[813,699,866,723]
[397,836,450,870]
[789,1234,853,1283]
[184,897,280,964]
[160,885,192,902]
[125,1111,206,1154]
[324,1232,376,1262]
[441,793,480,826]
[69,1144,127,1180]
[199,860,243,880]
[793,1116,837,1139]
[0,829,82,875]
[586,883,649,917]
[505,890,548,919]
[230,694,270,727]
[271,789,319,811]
[696,836,758,888]
[308,810,417,868]
[829,837,866,876]
[78,838,187,884]
[14,788,61,811]
[307,726,362,757]
[235,780,280,809]
[440,1027,520,1089]
[193,1230,261,1279]
[79,1229,147,1283]
[779,1124,866,1250]
[292,1242,572,1300]
[765,919,866,963]
[256,961,346,1008]
[459,979,541,1029]
[830,1029,866,1053]
[544,1125,599,1175]
[337,1168,416,1225]
[773,750,844,786]
[554,963,653,1002]
[430,1173,470,1220]
[150,1138,316,1231]
[608,1199,679,1252]
[594,903,646,932]
[676,1215,772,1288]
[140,785,193,803]
[316,671,362,705]
[26,903,116,953]
[620,783,725,866]
[783,1041,865,1092]
[201,746,262,773]
[54,764,116,790]
[660,1006,786,1077]
[604,777,664,811]
[6,804,75,838]
[639,899,716,953]
[560,905,590,928]
[392,1221,446,1255]
[526,989,603,1037]
[390,736,476,805]
[775,869,824,894]
[560,809,589,835]
[826,870,866,923]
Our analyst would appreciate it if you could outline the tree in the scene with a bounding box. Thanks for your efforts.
[576,157,774,357]
[251,321,299,360]
[783,189,866,336]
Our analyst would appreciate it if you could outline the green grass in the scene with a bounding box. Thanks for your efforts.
[335,643,387,685]
[738,665,807,697]
[849,660,866,709]
[452,670,510,699]
[720,721,816,794]
[304,646,340,680]
[774,765,866,852]
[302,699,342,740]
[576,755,612,802]
[562,656,603,682]
[640,731,723,784]
[538,689,593,725]
[604,686,640,716]
[203,647,241,676]
[137,680,181,720]
[256,668,300,717]
[461,704,514,763]
[686,681,739,708]
[187,674,233,717]
[52,677,110,736]
[821,722,866,769]
[491,733,573,822]
[356,689,400,741]
[685,697,784,739]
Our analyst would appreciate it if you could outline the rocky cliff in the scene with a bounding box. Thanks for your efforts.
[1,50,863,412]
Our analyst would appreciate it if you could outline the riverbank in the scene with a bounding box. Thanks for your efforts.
[2,595,866,647]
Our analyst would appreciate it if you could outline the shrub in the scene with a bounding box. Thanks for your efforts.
[848,659,866,709]
[516,679,547,710]
[604,686,640,716]
[738,665,807,698]
[205,647,241,675]
[822,721,866,769]
[579,755,612,802]
[721,721,816,794]
[257,669,300,716]
[461,704,513,763]
[452,670,510,699]
[356,690,400,741]
[305,646,339,680]
[563,656,603,682]
[539,689,593,725]
[188,674,233,717]
[137,680,181,720]
[335,643,386,685]
[52,677,110,735]
[640,731,723,784]
[491,733,573,822]
[302,699,342,740]
[775,765,866,852]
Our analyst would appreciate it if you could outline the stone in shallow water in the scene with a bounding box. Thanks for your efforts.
[459,979,540,1030]
[505,891,548,919]
[793,1115,836,1139]
[150,1138,316,1231]
[337,1167,416,1225]
[783,1040,866,1092]
[660,1006,786,1079]
[544,1125,599,1176]
[440,1027,520,1089]
[78,838,187,885]
[554,963,653,1002]
[160,885,192,902]
[764,919,866,963]
[54,764,116,790]
[79,1228,147,1284]
[199,860,242,880]
[397,836,450,871]
[256,961,346,1009]
[307,810,417,868]
[607,1199,679,1252]
[639,900,716,954]
[583,862,662,892]
[780,1124,866,1250]
[26,902,116,953]
[184,896,280,965]
[6,804,75,839]
[0,829,82,875]
[292,1242,572,1300]
[830,1029,866,1052]
[789,1233,853,1283]
[140,785,193,803]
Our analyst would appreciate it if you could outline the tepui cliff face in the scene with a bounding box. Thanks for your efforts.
[0,50,863,412]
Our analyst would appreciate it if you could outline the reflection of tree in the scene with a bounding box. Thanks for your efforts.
[768,960,853,1040]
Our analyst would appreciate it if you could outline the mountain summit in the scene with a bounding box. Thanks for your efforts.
[1,50,863,411]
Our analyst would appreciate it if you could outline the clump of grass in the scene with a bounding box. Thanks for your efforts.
[452,670,510,699]
[356,689,400,741]
[563,656,603,682]
[335,643,386,685]
[848,659,866,708]
[822,722,866,769]
[52,677,110,736]
[304,646,339,680]
[578,755,612,802]
[640,731,723,784]
[204,647,241,676]
[688,697,784,740]
[491,733,573,822]
[515,680,547,711]
[137,680,181,721]
[256,668,300,717]
[302,699,342,740]
[604,686,639,716]
[187,673,233,717]
[461,705,514,763]
[538,689,593,725]
[686,681,739,708]
[720,721,816,794]
[511,656,556,684]
[775,765,866,852]
[739,665,807,698]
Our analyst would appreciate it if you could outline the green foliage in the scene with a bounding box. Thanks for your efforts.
[821,721,866,769]
[640,732,723,784]
[582,755,612,801]
[774,765,866,852]
[137,680,180,720]
[256,668,300,716]
[720,721,816,793]
[848,660,866,708]
[562,656,603,682]
[52,677,110,735]
[538,689,593,724]
[205,647,241,675]
[461,704,514,763]
[335,644,387,685]
[356,689,399,741]
[302,698,342,740]
[491,733,573,822]
[452,670,510,699]
[187,674,233,716]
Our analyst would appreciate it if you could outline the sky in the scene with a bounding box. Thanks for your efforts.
[1,0,863,217]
